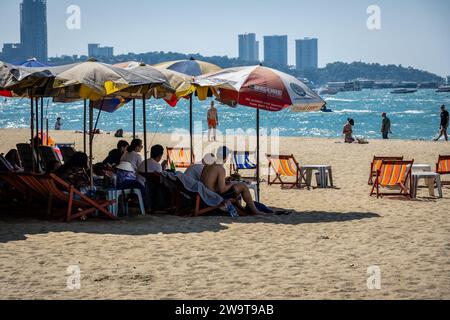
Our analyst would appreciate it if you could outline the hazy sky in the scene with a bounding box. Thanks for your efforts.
[0,0,449,76]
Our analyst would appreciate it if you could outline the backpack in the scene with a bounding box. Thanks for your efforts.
[115,129,124,138]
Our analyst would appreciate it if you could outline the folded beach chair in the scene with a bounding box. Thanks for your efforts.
[167,147,194,169]
[16,173,117,222]
[368,156,404,185]
[370,160,414,199]
[38,146,62,171]
[59,146,76,164]
[0,155,15,172]
[231,151,257,180]
[16,143,41,173]
[266,154,306,189]
[436,155,450,185]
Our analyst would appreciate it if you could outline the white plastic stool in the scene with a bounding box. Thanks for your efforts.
[246,182,260,202]
[411,172,443,199]
[108,189,146,217]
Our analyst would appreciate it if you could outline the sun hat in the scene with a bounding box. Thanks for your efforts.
[116,161,135,172]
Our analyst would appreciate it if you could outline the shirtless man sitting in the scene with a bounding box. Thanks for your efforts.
[201,146,263,216]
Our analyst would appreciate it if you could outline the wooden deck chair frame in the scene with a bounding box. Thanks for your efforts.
[38,146,62,171]
[16,143,41,173]
[436,155,450,185]
[266,154,306,189]
[59,146,76,164]
[370,160,414,199]
[230,151,258,180]
[167,147,194,169]
[368,156,404,185]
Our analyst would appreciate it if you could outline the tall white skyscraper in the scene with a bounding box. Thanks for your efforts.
[263,35,288,66]
[238,33,259,62]
[296,38,318,70]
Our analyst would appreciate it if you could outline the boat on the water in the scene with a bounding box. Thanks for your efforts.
[317,87,338,95]
[436,86,450,93]
[391,89,418,94]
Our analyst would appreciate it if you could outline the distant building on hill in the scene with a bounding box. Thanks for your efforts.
[0,0,48,62]
[264,35,288,66]
[88,44,114,59]
[296,38,318,70]
[238,33,259,62]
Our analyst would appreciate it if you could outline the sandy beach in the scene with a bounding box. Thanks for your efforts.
[0,128,449,300]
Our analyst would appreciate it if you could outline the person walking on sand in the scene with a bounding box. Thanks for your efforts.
[54,117,62,131]
[207,101,219,142]
[381,113,392,139]
[343,118,355,143]
[434,105,449,141]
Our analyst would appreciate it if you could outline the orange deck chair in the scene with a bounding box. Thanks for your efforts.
[16,173,117,222]
[368,156,404,185]
[167,147,194,169]
[370,160,414,198]
[436,155,450,185]
[267,154,306,189]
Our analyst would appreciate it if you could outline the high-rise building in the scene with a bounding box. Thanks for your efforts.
[296,38,318,70]
[20,0,48,62]
[238,33,259,62]
[88,44,114,59]
[447,76,450,85]
[263,35,288,66]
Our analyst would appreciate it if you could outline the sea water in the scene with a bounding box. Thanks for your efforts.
[1,89,449,140]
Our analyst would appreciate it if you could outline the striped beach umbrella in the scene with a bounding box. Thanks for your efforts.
[195,65,326,199]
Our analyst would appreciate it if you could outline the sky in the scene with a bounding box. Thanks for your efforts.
[0,0,449,77]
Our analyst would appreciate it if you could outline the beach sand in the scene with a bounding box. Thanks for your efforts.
[0,128,449,300]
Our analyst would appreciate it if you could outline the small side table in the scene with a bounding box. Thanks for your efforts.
[301,165,334,188]
[411,172,443,199]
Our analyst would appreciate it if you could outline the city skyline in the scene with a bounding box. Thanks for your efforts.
[0,0,449,76]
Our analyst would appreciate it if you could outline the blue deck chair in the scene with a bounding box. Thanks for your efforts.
[231,151,257,180]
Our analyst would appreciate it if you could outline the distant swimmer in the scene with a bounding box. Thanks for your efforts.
[381,113,392,139]
[434,105,449,141]
[207,101,219,142]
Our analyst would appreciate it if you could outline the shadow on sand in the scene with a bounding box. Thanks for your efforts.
[0,209,381,244]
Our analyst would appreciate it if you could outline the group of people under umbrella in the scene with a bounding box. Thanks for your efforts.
[0,57,325,216]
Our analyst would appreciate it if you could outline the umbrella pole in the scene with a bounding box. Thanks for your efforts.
[30,98,35,173]
[142,97,148,173]
[46,117,49,146]
[83,99,87,154]
[190,94,193,164]
[35,97,40,168]
[132,99,136,139]
[256,107,260,201]
[89,100,94,191]
[40,98,44,145]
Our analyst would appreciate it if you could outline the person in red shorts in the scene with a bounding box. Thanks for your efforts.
[207,101,219,142]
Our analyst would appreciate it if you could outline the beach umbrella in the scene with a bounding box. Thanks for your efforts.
[195,65,326,198]
[53,60,173,187]
[16,58,50,68]
[154,58,222,163]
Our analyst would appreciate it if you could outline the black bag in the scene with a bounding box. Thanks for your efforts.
[114,129,124,138]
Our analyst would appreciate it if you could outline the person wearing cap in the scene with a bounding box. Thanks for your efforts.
[343,118,355,143]
[185,153,216,182]
[200,146,263,215]
[381,113,392,140]
[434,105,449,141]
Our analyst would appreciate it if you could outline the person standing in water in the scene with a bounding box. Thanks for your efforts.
[207,101,219,142]
[434,105,449,141]
[343,118,355,143]
[381,113,392,139]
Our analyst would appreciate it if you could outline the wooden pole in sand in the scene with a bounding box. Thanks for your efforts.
[256,107,260,200]
[83,99,87,154]
[89,100,94,190]
[40,98,44,145]
[30,97,35,173]
[132,98,136,139]
[142,97,148,173]
[189,94,194,164]
[34,97,40,168]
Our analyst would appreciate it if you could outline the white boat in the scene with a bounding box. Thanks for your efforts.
[391,89,417,94]
[436,86,450,93]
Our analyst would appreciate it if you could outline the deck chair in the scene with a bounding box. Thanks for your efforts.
[38,146,62,171]
[16,173,117,222]
[231,151,257,180]
[368,156,404,185]
[370,160,414,199]
[16,143,41,173]
[436,155,450,185]
[267,154,306,189]
[0,155,15,172]
[59,146,76,164]
[167,147,194,169]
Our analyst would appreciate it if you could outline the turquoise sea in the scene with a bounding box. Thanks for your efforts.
[1,89,449,140]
